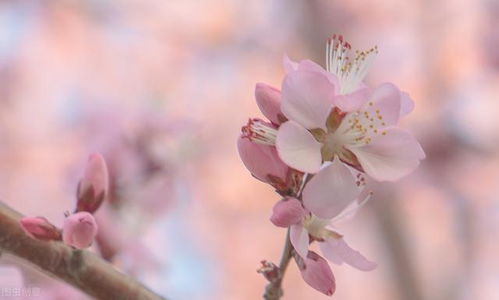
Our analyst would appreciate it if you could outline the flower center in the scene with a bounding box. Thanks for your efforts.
[326,34,378,95]
[303,214,342,240]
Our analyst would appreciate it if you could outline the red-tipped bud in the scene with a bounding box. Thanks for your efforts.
[63,212,98,249]
[76,153,109,214]
[20,217,62,241]
[270,198,305,227]
[297,251,336,296]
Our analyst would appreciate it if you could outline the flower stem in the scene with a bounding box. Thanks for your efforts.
[263,229,293,300]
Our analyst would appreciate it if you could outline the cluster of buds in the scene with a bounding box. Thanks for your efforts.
[238,35,424,296]
[20,153,108,249]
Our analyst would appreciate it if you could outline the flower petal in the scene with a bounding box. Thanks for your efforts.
[281,70,335,129]
[275,120,322,173]
[283,54,299,72]
[270,198,306,227]
[302,158,361,219]
[290,223,310,259]
[237,136,289,183]
[348,127,425,181]
[400,91,415,116]
[321,238,377,271]
[334,87,371,112]
[364,83,401,127]
[255,83,283,124]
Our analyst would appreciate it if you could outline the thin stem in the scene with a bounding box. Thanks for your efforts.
[263,229,293,300]
[0,202,166,300]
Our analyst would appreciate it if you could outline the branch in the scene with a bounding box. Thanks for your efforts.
[0,202,166,300]
[263,229,293,300]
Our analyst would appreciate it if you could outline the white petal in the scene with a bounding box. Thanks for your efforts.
[276,121,323,173]
[281,70,335,129]
[322,238,377,271]
[290,224,310,259]
[302,158,361,219]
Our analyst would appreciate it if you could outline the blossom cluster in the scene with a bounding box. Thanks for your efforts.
[238,35,425,296]
[20,153,108,249]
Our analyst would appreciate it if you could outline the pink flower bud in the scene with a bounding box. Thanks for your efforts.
[237,136,289,189]
[299,251,336,296]
[63,212,98,249]
[255,83,285,124]
[76,153,109,214]
[20,217,61,241]
[270,198,305,227]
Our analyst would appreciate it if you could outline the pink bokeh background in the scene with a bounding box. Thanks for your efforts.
[0,0,498,299]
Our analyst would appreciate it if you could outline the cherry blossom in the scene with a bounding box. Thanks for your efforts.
[276,35,425,183]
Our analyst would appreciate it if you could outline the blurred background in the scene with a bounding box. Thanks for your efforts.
[0,0,498,299]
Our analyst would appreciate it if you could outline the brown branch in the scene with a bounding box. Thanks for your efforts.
[263,229,293,300]
[0,201,166,300]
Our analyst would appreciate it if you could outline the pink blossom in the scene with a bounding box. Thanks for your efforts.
[76,152,109,214]
[62,212,98,249]
[297,251,336,296]
[20,216,61,241]
[275,36,425,204]
[271,191,376,271]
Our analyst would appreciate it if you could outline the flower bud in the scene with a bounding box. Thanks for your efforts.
[298,251,336,296]
[20,217,61,241]
[237,136,289,189]
[76,153,109,214]
[255,83,285,125]
[63,212,98,249]
[270,198,305,227]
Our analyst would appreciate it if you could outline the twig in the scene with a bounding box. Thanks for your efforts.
[263,229,293,300]
[0,202,166,300]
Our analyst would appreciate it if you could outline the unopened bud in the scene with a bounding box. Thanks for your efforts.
[76,153,109,214]
[20,217,62,241]
[63,212,98,249]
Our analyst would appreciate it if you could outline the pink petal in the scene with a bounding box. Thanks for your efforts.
[321,238,377,271]
[275,120,322,173]
[302,158,361,219]
[270,198,306,227]
[63,212,98,249]
[334,87,371,112]
[283,54,299,72]
[362,83,402,129]
[281,70,335,129]
[255,83,283,125]
[290,223,310,259]
[331,192,371,224]
[348,127,425,181]
[400,92,415,116]
[300,251,336,296]
[237,136,289,183]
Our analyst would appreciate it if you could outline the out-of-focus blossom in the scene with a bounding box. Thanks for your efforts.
[62,212,98,249]
[76,153,109,214]
[276,35,424,183]
[296,251,336,296]
[20,217,62,241]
